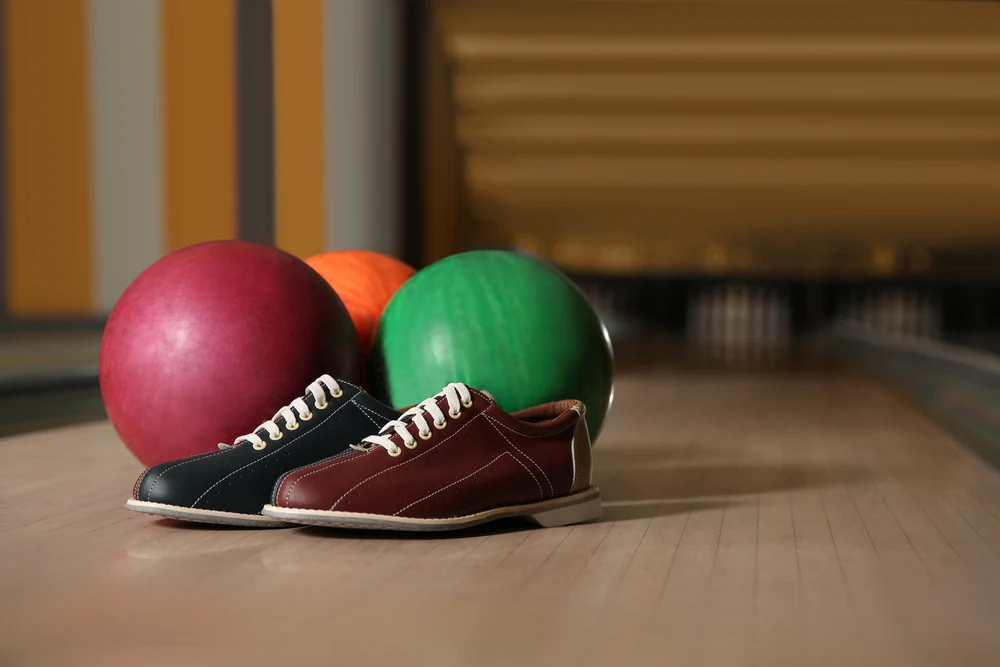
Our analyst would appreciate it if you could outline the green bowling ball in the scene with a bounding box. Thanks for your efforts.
[368,250,614,440]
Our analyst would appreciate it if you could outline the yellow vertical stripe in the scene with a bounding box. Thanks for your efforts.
[162,0,237,252]
[273,0,325,258]
[4,0,92,315]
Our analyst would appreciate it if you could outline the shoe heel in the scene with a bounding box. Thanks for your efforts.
[529,494,602,528]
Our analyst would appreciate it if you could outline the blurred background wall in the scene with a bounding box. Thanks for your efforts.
[1,0,405,320]
[4,0,1000,323]
[2,0,1000,439]
[426,1,1000,275]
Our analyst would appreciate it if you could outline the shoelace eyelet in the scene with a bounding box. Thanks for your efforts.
[286,421,300,431]
[434,418,447,430]
[253,442,267,451]
[331,387,344,398]
[418,429,432,440]
[269,431,284,441]
[388,446,403,457]
[299,411,314,422]
[448,408,461,419]
[461,398,473,408]
[404,440,418,450]
[316,399,329,410]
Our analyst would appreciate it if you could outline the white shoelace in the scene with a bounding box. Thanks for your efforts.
[218,374,343,451]
[355,382,473,456]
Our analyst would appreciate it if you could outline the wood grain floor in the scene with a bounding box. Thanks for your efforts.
[2,365,1000,666]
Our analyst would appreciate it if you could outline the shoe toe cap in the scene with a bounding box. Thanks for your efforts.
[133,462,197,507]
[272,468,328,510]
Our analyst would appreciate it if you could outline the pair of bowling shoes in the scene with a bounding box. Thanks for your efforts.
[126,375,601,531]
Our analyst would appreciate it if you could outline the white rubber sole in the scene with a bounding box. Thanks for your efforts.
[124,499,291,528]
[260,487,602,532]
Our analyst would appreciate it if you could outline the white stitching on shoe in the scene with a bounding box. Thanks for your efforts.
[484,415,574,439]
[329,412,485,510]
[352,400,399,426]
[133,469,148,499]
[484,415,549,498]
[149,386,367,501]
[350,399,384,429]
[280,449,368,505]
[274,402,413,506]
[393,452,510,515]
[503,451,545,502]
[144,449,229,501]
[189,397,353,508]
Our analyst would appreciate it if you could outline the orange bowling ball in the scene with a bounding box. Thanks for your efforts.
[305,250,416,353]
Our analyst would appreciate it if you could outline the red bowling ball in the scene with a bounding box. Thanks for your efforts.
[100,240,362,467]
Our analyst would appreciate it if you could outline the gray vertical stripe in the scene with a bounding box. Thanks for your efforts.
[89,0,164,313]
[236,0,276,246]
[323,0,402,254]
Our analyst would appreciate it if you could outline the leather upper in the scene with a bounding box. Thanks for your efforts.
[272,388,593,519]
[132,381,401,515]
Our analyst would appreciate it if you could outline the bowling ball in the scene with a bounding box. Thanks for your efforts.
[100,240,362,467]
[369,250,615,440]
[305,250,416,353]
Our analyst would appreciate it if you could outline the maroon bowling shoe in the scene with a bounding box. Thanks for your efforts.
[261,382,601,531]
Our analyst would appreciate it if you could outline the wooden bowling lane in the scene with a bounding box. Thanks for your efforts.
[2,365,1000,666]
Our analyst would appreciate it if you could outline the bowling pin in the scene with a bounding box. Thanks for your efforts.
[723,285,736,365]
[929,293,942,339]
[762,288,775,363]
[885,289,893,335]
[846,291,858,328]
[736,286,750,366]
[905,289,918,337]
[892,289,904,336]
[687,289,699,344]
[698,287,711,355]
[711,286,724,362]
[728,285,740,367]
[748,287,762,366]
[777,289,790,362]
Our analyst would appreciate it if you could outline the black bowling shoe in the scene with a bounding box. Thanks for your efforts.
[125,375,401,527]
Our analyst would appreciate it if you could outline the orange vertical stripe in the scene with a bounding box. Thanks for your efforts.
[273,0,325,259]
[162,0,237,251]
[4,0,92,315]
